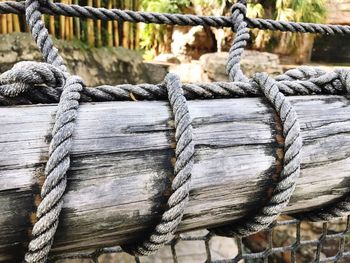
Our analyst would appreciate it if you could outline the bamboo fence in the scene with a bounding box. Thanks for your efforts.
[0,0,141,49]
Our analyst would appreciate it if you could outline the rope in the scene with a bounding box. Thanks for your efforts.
[0,66,346,106]
[227,0,250,82]
[211,72,302,236]
[290,69,350,222]
[0,1,350,34]
[22,0,84,261]
[121,73,194,256]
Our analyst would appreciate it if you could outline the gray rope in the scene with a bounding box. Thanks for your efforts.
[211,72,302,236]
[26,0,66,71]
[1,1,350,34]
[227,0,250,82]
[121,73,194,256]
[0,67,346,106]
[0,61,64,97]
[291,69,350,222]
[22,0,84,262]
[0,60,83,263]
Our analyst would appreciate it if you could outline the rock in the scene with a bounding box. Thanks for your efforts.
[243,216,350,263]
[171,26,216,62]
[210,236,238,261]
[154,53,181,64]
[0,33,168,86]
[143,62,171,84]
[169,61,203,83]
[312,34,350,63]
[327,0,350,25]
[200,51,283,82]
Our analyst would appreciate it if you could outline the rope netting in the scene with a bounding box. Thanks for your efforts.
[50,216,350,263]
[0,0,350,262]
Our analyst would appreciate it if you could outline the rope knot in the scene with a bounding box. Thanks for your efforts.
[336,69,350,93]
[0,61,65,97]
[231,1,247,18]
[38,0,49,6]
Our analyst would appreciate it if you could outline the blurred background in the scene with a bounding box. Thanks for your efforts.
[0,0,349,87]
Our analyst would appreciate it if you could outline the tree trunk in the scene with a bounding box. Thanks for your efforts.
[1,96,350,261]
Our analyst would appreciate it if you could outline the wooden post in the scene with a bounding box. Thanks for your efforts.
[95,0,102,47]
[6,12,12,33]
[134,0,140,49]
[69,0,74,41]
[12,14,20,33]
[0,0,7,34]
[107,0,113,47]
[122,0,130,48]
[87,0,95,46]
[59,0,65,39]
[49,15,55,36]
[1,96,350,260]
[74,0,81,40]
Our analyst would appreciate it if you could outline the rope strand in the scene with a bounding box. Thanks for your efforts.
[0,1,349,34]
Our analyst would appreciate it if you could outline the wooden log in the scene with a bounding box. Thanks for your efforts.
[87,0,95,46]
[1,95,350,261]
[107,0,113,47]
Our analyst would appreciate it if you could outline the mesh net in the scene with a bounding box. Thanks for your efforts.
[50,215,350,263]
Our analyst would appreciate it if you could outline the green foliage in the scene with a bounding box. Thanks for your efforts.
[252,0,327,52]
[140,0,191,58]
[276,0,327,23]
[247,2,264,18]
[291,0,327,23]
[139,0,328,59]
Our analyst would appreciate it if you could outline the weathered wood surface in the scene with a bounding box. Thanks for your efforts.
[1,96,350,261]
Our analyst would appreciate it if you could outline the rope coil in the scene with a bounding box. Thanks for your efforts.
[211,72,303,236]
[122,73,194,256]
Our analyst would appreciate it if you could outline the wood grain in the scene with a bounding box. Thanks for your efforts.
[1,95,350,261]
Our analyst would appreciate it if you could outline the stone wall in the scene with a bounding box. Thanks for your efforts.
[311,1,350,63]
[327,0,350,25]
[0,33,168,86]
[199,51,283,82]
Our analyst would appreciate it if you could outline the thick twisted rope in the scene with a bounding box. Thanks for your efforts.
[26,0,66,70]
[211,0,302,236]
[121,73,194,256]
[0,66,346,106]
[290,69,350,222]
[0,61,64,97]
[0,60,83,263]
[211,73,302,236]
[22,0,84,262]
[227,0,250,82]
[0,1,350,34]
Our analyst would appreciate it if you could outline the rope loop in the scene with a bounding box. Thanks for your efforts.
[121,73,195,256]
[211,73,303,237]
[0,61,65,97]
[338,69,350,93]
[26,0,66,71]
[21,0,84,261]
[290,68,350,222]
[227,0,250,83]
[231,0,247,29]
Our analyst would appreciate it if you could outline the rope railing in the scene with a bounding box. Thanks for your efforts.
[0,1,350,34]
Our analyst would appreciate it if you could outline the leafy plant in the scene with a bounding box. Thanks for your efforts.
[140,0,191,58]
[248,0,327,60]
